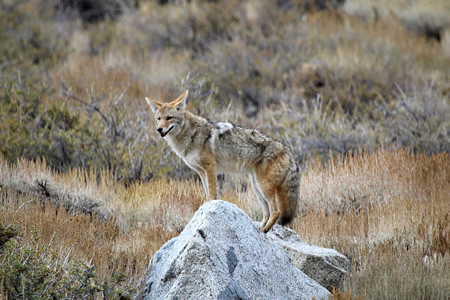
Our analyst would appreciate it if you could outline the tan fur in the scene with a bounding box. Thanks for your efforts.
[145,90,300,233]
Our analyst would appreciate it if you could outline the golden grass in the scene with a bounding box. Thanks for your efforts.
[297,148,449,299]
[51,32,189,113]
[0,156,206,231]
[1,147,448,298]
[0,189,176,296]
[307,10,448,77]
[301,147,449,211]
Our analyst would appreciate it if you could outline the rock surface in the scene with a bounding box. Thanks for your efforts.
[143,200,330,300]
[262,222,352,291]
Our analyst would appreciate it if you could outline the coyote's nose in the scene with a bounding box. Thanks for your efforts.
[157,128,163,133]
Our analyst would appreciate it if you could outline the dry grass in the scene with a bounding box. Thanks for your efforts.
[343,0,450,33]
[301,147,449,211]
[297,148,449,299]
[308,12,447,75]
[0,156,206,231]
[0,180,178,296]
[0,162,196,296]
[1,147,448,298]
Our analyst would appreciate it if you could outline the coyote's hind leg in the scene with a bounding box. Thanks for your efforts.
[250,173,270,231]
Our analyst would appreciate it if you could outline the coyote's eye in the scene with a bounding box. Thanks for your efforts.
[166,116,173,121]
[157,117,161,121]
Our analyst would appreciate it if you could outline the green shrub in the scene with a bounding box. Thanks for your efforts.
[0,79,180,183]
[0,223,18,248]
[0,1,69,81]
[0,80,93,172]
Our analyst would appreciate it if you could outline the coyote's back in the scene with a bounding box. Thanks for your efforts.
[145,90,300,233]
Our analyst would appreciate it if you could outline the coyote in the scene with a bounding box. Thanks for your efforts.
[145,90,299,233]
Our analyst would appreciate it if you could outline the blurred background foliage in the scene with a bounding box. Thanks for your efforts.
[0,0,449,183]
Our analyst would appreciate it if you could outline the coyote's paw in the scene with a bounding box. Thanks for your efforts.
[258,218,269,233]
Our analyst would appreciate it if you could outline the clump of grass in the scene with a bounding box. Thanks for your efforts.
[300,146,449,211]
[0,154,205,231]
[0,151,205,297]
[296,147,449,299]
[0,189,177,298]
[0,219,137,299]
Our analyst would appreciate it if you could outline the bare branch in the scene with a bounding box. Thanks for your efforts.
[62,90,111,128]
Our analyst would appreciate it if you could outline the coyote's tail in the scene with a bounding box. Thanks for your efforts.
[278,158,300,226]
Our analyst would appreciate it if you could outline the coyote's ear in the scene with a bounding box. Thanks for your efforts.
[172,90,188,111]
[145,97,163,113]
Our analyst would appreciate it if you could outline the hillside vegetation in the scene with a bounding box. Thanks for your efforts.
[0,0,449,298]
[1,147,448,298]
[1,0,448,181]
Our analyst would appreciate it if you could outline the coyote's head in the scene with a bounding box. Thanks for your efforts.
[145,90,188,138]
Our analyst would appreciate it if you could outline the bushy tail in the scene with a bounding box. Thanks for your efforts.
[278,160,300,226]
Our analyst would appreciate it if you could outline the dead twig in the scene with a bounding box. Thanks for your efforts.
[62,90,111,128]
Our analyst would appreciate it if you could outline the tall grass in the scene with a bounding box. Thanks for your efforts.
[1,147,448,298]
[297,148,449,299]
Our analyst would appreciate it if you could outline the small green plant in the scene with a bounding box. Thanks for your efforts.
[0,222,17,248]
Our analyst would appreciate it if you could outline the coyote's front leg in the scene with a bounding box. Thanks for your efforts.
[195,170,210,199]
[197,158,217,200]
[205,165,217,200]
